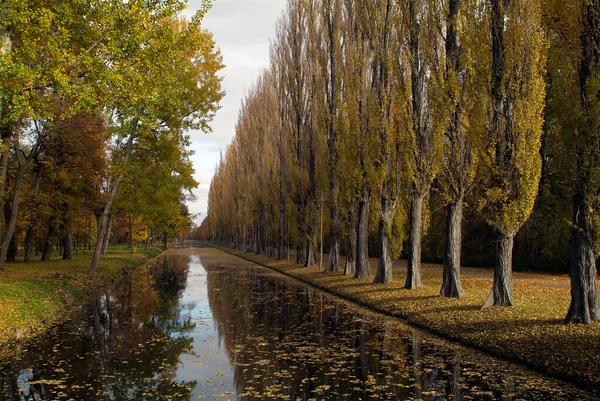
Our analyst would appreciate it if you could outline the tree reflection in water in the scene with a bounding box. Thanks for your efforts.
[0,255,196,401]
[0,252,594,401]
[206,264,592,400]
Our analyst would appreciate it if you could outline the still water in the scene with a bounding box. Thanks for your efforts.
[0,247,596,400]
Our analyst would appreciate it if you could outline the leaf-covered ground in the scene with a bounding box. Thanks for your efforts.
[0,246,163,354]
[216,247,600,391]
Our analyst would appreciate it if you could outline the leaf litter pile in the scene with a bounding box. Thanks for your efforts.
[0,247,596,400]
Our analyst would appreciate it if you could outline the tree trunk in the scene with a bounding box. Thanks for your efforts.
[304,235,316,267]
[304,205,317,267]
[345,205,357,276]
[325,237,340,273]
[0,163,27,270]
[441,199,464,298]
[325,205,340,273]
[405,192,424,289]
[296,195,307,265]
[482,232,514,308]
[344,222,358,276]
[255,226,262,255]
[354,193,372,279]
[102,214,112,255]
[62,231,72,260]
[129,213,134,254]
[296,244,305,265]
[6,233,15,263]
[89,132,135,276]
[90,210,108,274]
[145,229,151,251]
[277,203,288,260]
[324,0,340,274]
[24,162,43,263]
[24,226,34,263]
[60,202,73,260]
[86,216,92,251]
[3,187,14,263]
[565,195,599,323]
[262,210,268,255]
[374,195,393,284]
[41,225,55,261]
[163,231,168,249]
[0,128,11,243]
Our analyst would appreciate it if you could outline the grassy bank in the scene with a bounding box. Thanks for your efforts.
[216,246,600,391]
[0,246,163,348]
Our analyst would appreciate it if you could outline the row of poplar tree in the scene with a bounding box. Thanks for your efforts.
[0,1,224,274]
[208,0,600,324]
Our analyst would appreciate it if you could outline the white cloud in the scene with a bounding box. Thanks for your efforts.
[184,0,286,225]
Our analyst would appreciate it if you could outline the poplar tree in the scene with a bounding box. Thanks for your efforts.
[271,22,291,261]
[565,0,600,324]
[302,0,324,267]
[480,0,546,307]
[371,0,398,284]
[281,0,315,266]
[341,0,379,279]
[438,0,489,298]
[404,0,445,289]
[546,0,600,323]
[322,0,343,273]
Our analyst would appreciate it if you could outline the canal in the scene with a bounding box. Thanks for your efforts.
[0,246,595,400]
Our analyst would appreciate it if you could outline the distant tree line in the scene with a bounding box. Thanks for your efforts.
[0,1,224,274]
[207,0,600,323]
[189,218,210,241]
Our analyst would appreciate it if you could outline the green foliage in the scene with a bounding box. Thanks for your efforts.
[437,0,490,204]
[388,203,407,259]
[478,0,547,236]
[116,129,198,239]
[0,0,224,272]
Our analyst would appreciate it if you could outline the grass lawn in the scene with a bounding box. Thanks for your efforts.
[0,245,163,349]
[216,246,600,391]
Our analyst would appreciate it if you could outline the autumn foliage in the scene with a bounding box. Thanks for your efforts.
[208,0,600,324]
[0,0,224,273]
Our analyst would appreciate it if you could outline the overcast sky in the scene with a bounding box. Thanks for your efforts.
[183,0,286,225]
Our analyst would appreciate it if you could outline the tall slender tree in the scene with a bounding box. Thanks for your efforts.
[438,0,490,298]
[404,0,445,289]
[322,0,343,273]
[480,0,546,307]
[545,0,600,323]
[371,0,397,284]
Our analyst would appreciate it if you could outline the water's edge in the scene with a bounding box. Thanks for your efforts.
[0,249,167,360]
[214,245,597,395]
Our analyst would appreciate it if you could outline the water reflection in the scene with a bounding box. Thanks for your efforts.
[0,256,196,401]
[205,263,593,400]
[0,249,595,400]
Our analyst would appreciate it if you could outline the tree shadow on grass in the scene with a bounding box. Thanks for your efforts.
[454,318,564,334]
[320,280,375,290]
[388,295,439,303]
[415,304,481,314]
